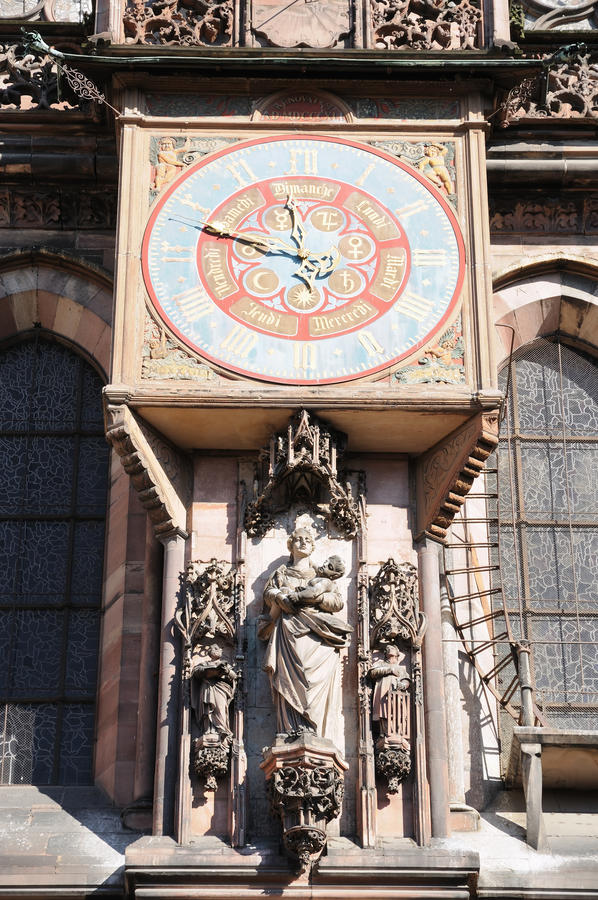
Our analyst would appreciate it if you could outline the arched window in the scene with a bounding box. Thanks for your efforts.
[498,338,598,729]
[0,334,108,784]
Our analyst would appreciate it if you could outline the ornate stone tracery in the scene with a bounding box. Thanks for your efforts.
[499,47,598,124]
[0,42,80,111]
[371,0,482,51]
[244,410,362,539]
[123,0,234,46]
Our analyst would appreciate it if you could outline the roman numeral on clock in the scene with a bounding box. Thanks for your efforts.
[226,159,257,187]
[358,331,384,357]
[172,287,212,320]
[395,291,435,322]
[220,325,258,358]
[395,199,429,219]
[413,248,448,267]
[287,149,318,176]
[293,342,317,372]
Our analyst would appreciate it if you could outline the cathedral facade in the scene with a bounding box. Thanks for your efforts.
[1,1,597,896]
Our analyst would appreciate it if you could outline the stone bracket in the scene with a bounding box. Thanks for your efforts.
[416,410,499,541]
[105,401,191,539]
[261,735,348,873]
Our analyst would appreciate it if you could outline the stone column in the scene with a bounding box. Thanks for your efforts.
[133,519,163,806]
[153,528,187,836]
[440,570,466,806]
[418,538,450,838]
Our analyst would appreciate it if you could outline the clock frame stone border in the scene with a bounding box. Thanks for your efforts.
[109,84,498,453]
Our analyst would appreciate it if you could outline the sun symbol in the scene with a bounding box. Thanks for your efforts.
[287,285,320,311]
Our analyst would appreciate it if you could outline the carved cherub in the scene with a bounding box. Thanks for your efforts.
[418,143,455,195]
[153,135,191,192]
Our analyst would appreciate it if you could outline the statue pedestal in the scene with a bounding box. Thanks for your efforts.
[193,733,230,791]
[374,735,412,794]
[261,734,348,873]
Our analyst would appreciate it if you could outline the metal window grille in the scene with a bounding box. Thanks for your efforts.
[0,334,108,784]
[496,338,598,729]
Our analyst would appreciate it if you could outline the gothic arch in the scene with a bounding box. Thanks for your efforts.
[492,257,598,367]
[0,252,113,377]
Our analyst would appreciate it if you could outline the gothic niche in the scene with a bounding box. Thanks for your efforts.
[259,527,352,871]
[176,559,238,790]
[244,409,362,539]
[368,559,427,794]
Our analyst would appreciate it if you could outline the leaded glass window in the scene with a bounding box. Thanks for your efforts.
[0,335,108,784]
[498,339,598,729]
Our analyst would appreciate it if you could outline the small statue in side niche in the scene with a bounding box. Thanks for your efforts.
[368,644,412,792]
[369,644,411,741]
[191,644,237,741]
[190,644,237,790]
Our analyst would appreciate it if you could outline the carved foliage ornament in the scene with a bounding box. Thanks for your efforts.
[142,313,218,381]
[244,410,362,539]
[0,41,80,111]
[123,0,233,46]
[268,760,345,872]
[371,0,482,51]
[499,46,598,125]
[395,317,465,385]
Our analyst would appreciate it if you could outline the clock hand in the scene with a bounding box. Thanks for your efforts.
[293,246,341,290]
[201,220,298,256]
[285,196,308,255]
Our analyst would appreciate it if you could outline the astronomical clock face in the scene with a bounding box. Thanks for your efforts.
[142,135,465,384]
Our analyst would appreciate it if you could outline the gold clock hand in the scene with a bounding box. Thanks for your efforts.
[285,196,308,254]
[294,246,341,290]
[201,220,298,256]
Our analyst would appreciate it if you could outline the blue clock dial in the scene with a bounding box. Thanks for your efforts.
[142,134,465,384]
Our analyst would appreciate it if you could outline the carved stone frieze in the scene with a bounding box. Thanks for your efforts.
[176,559,239,791]
[416,411,499,541]
[261,736,348,872]
[489,195,590,234]
[105,403,191,539]
[500,47,598,124]
[368,559,426,794]
[395,318,465,385]
[0,41,83,111]
[244,410,362,539]
[252,0,351,48]
[142,314,219,381]
[371,0,482,51]
[123,0,233,46]
[0,186,116,229]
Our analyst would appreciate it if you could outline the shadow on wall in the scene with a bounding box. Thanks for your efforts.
[459,652,503,811]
